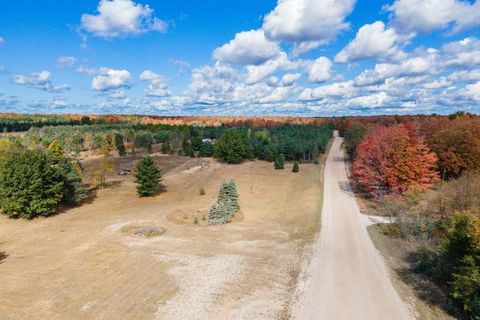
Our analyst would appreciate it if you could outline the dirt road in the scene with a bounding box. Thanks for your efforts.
[291,135,412,320]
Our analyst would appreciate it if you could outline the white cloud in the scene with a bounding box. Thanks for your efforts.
[245,53,299,84]
[0,37,4,44]
[448,69,480,82]
[139,70,170,97]
[81,0,168,38]
[441,37,480,68]
[213,30,281,66]
[466,81,480,101]
[281,73,302,86]
[92,67,131,91]
[299,81,357,101]
[108,90,127,99]
[348,92,391,108]
[308,56,332,82]
[335,21,404,63]
[12,70,71,92]
[422,77,452,89]
[262,0,356,52]
[387,0,480,33]
[56,56,77,69]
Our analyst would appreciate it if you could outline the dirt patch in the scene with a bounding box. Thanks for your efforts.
[121,223,166,238]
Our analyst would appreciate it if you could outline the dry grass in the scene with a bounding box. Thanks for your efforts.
[0,153,324,319]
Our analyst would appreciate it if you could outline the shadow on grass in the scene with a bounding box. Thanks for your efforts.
[0,251,8,264]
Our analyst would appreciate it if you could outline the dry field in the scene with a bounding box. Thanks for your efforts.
[0,154,323,319]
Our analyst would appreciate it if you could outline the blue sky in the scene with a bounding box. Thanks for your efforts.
[0,0,479,116]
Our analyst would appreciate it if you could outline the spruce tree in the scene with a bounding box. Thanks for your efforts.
[292,161,300,173]
[135,156,162,197]
[207,202,229,225]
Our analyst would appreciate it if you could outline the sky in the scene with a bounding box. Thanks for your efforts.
[0,0,480,116]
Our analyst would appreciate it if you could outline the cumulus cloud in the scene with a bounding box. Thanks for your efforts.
[245,52,300,84]
[139,70,171,97]
[56,56,77,69]
[348,92,391,108]
[441,37,480,68]
[308,56,332,82]
[262,0,356,52]
[466,81,480,101]
[169,59,191,76]
[213,30,281,66]
[11,70,71,92]
[387,0,480,34]
[81,0,168,38]
[335,21,405,63]
[92,67,131,91]
[299,81,357,101]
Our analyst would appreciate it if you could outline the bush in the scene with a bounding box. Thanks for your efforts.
[274,154,285,170]
[214,129,251,164]
[199,187,206,196]
[292,161,299,173]
[134,156,162,197]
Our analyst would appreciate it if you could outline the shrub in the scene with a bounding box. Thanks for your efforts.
[160,142,171,154]
[292,161,299,173]
[274,154,285,170]
[199,187,206,196]
[134,156,162,197]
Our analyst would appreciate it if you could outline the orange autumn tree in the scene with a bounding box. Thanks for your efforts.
[352,124,439,198]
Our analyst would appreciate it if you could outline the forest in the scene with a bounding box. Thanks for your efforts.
[340,112,480,319]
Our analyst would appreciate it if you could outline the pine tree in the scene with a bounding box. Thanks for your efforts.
[274,154,285,170]
[0,150,64,218]
[292,161,300,173]
[58,157,87,205]
[208,179,240,225]
[135,156,162,197]
[114,133,126,156]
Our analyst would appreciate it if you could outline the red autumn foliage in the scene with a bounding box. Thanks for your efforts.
[352,124,439,198]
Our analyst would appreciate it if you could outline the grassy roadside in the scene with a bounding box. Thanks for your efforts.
[281,136,334,319]
[368,225,456,320]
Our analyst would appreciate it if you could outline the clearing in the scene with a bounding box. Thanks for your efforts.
[0,154,323,319]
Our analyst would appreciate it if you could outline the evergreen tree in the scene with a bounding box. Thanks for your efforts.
[160,142,171,154]
[274,154,285,170]
[199,141,214,157]
[58,157,87,205]
[114,133,126,156]
[0,150,64,218]
[207,202,229,225]
[214,129,251,164]
[47,139,64,162]
[80,116,91,125]
[292,161,300,173]
[182,141,195,158]
[135,156,162,197]
[208,179,240,225]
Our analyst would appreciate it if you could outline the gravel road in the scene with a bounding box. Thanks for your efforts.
[291,135,412,320]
